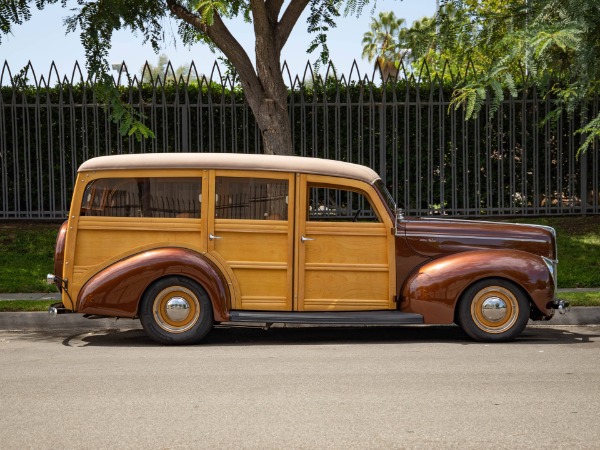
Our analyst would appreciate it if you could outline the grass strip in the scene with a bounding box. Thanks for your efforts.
[559,292,600,307]
[0,300,57,312]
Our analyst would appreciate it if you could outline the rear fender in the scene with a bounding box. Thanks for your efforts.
[52,220,68,292]
[400,249,553,323]
[77,248,230,321]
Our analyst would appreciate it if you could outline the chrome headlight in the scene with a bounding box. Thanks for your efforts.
[542,257,558,291]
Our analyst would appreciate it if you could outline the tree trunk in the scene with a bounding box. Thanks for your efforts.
[167,0,309,156]
[243,75,293,156]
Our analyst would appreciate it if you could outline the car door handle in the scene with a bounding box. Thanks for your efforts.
[209,233,222,241]
[301,235,315,243]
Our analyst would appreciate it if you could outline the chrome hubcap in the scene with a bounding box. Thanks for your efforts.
[165,296,190,322]
[471,285,519,334]
[153,286,201,333]
[481,296,508,322]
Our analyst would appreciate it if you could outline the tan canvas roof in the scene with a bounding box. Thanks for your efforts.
[78,153,381,184]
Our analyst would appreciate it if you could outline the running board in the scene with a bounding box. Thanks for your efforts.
[228,310,423,325]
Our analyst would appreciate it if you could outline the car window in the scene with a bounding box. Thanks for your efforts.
[80,178,202,218]
[215,177,288,220]
[308,185,380,222]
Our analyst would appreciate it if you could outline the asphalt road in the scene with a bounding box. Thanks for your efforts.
[1,324,599,449]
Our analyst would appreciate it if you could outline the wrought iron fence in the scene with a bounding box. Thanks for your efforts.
[1,60,598,219]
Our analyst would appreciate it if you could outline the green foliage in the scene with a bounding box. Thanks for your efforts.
[577,115,600,155]
[559,292,600,307]
[438,0,600,152]
[0,300,58,312]
[0,0,60,43]
[95,75,155,141]
[361,11,406,80]
[367,0,600,153]
[506,216,600,288]
[0,223,58,293]
[306,0,341,67]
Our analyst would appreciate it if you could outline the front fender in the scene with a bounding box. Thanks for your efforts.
[400,249,554,324]
[77,248,230,321]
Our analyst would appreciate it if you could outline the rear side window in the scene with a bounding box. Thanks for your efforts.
[80,178,202,218]
[215,177,288,220]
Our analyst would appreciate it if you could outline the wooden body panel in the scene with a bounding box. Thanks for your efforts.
[211,220,291,310]
[62,169,210,311]
[70,217,205,308]
[295,175,396,311]
[207,171,295,311]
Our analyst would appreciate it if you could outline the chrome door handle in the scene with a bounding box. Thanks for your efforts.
[301,235,315,243]
[209,233,222,241]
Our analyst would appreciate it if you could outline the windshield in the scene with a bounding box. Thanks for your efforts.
[373,179,397,214]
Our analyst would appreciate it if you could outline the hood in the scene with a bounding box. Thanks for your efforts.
[404,218,557,260]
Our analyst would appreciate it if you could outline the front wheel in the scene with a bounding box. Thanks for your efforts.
[457,278,530,342]
[139,276,213,345]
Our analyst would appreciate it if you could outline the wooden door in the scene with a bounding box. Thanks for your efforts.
[294,175,396,311]
[207,171,295,311]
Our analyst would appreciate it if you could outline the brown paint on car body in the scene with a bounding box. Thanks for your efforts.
[395,218,556,322]
[52,220,68,292]
[399,249,553,323]
[77,248,230,321]
[404,218,556,259]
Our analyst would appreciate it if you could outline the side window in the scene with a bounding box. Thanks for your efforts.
[81,178,202,218]
[215,177,288,220]
[308,185,380,222]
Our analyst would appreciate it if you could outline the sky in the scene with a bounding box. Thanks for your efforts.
[0,0,436,84]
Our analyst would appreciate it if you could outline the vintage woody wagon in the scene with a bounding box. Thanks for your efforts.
[47,153,568,343]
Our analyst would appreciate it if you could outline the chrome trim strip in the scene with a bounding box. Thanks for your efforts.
[417,218,557,237]
[405,233,548,243]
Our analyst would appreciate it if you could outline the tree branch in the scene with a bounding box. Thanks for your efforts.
[265,0,285,24]
[166,0,260,95]
[249,0,269,31]
[277,0,310,50]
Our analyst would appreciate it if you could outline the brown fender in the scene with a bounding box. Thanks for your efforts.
[77,248,230,321]
[400,249,554,324]
[52,220,68,292]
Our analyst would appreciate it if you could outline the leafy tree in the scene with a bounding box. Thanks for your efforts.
[0,0,379,155]
[361,11,408,80]
[377,0,600,153]
[439,0,600,153]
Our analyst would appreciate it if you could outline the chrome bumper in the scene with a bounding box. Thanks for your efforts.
[48,302,71,316]
[550,299,570,315]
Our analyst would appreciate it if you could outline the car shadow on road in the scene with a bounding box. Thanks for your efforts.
[57,324,600,348]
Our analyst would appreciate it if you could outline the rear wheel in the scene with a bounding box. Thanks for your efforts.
[139,276,213,345]
[458,278,529,342]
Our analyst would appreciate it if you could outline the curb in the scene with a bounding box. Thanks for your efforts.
[541,307,600,325]
[0,308,599,331]
[0,312,142,332]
